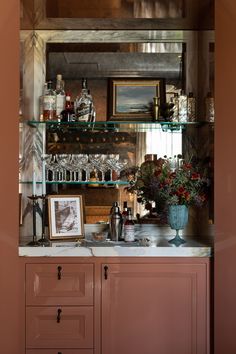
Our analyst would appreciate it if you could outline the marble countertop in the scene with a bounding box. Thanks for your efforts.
[19,235,213,258]
[19,223,213,257]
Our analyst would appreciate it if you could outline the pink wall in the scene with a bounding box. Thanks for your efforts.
[0,1,22,353]
[215,0,236,352]
[1,0,236,352]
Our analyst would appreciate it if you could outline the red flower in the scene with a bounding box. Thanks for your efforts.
[184,191,191,201]
[191,172,200,180]
[177,186,185,195]
[183,163,192,170]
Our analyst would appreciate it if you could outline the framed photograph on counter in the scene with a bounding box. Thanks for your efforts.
[48,195,84,240]
[108,78,165,121]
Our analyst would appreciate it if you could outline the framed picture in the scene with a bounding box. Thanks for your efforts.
[108,78,165,121]
[48,195,84,240]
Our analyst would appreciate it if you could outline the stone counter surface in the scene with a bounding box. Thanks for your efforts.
[19,224,213,257]
[19,236,213,258]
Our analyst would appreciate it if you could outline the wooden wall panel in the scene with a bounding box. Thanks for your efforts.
[215,0,236,353]
[0,1,23,354]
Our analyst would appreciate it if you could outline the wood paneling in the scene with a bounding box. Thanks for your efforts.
[215,0,236,353]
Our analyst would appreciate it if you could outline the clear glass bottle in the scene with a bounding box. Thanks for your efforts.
[205,92,215,122]
[170,93,179,122]
[55,74,65,118]
[178,90,188,122]
[124,208,135,242]
[75,78,93,122]
[43,81,56,121]
[187,92,196,122]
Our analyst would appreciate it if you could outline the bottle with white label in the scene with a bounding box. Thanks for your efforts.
[124,208,135,242]
[75,78,92,122]
[55,74,65,119]
[43,81,56,121]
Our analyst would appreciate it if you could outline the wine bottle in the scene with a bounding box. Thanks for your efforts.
[124,208,135,242]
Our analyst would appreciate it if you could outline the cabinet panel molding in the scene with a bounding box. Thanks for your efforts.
[101,262,209,354]
[26,263,94,305]
[26,306,93,348]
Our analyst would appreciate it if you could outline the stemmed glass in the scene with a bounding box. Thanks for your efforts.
[77,154,89,181]
[99,154,109,182]
[42,154,53,181]
[105,154,120,181]
[89,154,107,181]
[56,154,71,182]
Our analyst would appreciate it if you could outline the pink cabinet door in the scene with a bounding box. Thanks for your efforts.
[26,306,93,349]
[26,264,94,305]
[101,262,209,354]
[26,350,93,354]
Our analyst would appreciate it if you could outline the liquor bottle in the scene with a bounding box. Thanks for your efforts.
[55,74,65,118]
[187,92,196,122]
[43,81,56,121]
[170,93,179,122]
[124,208,135,242]
[205,92,215,122]
[121,201,128,240]
[75,78,93,122]
[109,202,122,242]
[178,90,188,122]
[60,93,75,122]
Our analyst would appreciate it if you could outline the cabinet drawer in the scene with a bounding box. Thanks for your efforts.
[26,350,93,354]
[26,264,94,305]
[26,306,93,349]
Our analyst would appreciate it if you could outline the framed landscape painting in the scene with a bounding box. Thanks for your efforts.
[48,195,84,240]
[108,78,165,121]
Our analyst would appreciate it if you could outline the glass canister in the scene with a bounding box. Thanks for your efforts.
[205,92,215,122]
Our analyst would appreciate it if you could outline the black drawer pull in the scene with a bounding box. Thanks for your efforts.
[57,266,62,280]
[104,265,108,280]
[57,308,62,323]
[58,352,62,354]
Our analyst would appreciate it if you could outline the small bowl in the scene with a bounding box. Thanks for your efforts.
[91,231,108,242]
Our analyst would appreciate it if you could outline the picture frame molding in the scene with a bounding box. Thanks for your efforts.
[108,77,165,121]
[48,194,84,240]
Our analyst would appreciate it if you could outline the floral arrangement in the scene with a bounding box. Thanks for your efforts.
[127,156,208,213]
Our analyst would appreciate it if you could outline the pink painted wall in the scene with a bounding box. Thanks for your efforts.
[215,0,236,352]
[0,1,22,353]
[1,0,236,352]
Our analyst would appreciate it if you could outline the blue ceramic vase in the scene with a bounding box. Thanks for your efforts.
[168,205,188,246]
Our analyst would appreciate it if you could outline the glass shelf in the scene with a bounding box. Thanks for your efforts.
[21,119,212,132]
[19,180,129,186]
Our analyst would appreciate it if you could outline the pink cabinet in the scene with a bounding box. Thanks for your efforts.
[101,261,210,354]
[26,306,93,349]
[26,264,94,306]
[25,263,94,352]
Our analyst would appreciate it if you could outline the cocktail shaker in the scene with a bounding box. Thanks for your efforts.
[109,204,122,242]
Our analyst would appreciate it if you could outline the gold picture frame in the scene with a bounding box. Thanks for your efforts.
[48,195,84,240]
[108,78,165,121]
